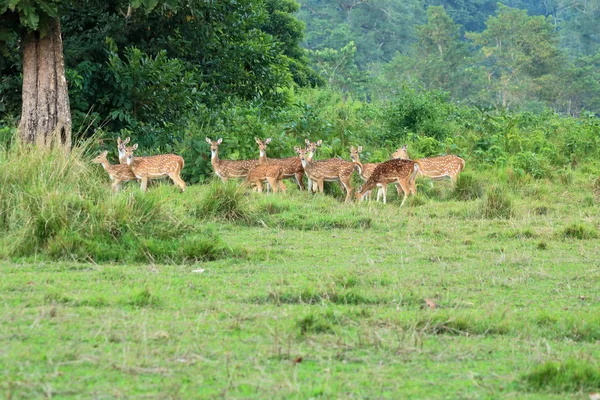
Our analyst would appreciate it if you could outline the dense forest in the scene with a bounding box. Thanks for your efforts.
[1,0,600,183]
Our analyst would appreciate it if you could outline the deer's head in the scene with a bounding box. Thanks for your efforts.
[255,137,272,158]
[392,145,409,160]
[92,151,109,164]
[205,137,223,158]
[125,143,138,165]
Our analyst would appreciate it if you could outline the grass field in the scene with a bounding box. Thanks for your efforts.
[1,165,600,398]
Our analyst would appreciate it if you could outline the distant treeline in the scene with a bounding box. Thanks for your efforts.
[297,0,600,115]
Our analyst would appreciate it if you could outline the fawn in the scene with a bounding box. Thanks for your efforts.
[124,144,186,192]
[92,151,137,193]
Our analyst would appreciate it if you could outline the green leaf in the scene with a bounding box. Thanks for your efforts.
[143,0,159,12]
[34,0,58,17]
[20,5,40,30]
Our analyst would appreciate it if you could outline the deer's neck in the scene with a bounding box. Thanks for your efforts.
[353,161,364,175]
[259,150,268,165]
[210,149,220,168]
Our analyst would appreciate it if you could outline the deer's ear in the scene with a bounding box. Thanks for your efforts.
[305,139,310,145]
[124,137,131,144]
[102,150,108,157]
[350,146,355,152]
[358,146,363,152]
[255,137,261,144]
[217,138,223,145]
[132,143,138,150]
[294,146,301,154]
[205,137,211,144]
[402,145,407,150]
[316,140,323,146]
[117,137,122,145]
[265,138,272,144]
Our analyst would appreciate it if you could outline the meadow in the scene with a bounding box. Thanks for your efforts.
[1,146,600,399]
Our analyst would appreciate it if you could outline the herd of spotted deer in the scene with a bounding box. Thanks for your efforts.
[92,136,465,206]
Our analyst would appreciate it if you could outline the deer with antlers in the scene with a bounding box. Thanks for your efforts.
[92,151,137,193]
[254,137,309,191]
[295,143,355,202]
[392,145,465,183]
[206,137,259,182]
[355,158,419,206]
[123,144,186,192]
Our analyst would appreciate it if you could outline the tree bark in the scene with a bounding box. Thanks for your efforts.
[18,18,71,150]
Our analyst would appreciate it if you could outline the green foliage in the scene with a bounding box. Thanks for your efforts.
[383,87,459,142]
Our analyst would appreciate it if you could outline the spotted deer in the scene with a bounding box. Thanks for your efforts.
[124,144,186,192]
[92,151,137,193]
[117,137,132,164]
[355,158,419,206]
[392,145,465,183]
[206,137,259,182]
[295,145,355,203]
[255,137,308,190]
[350,145,407,201]
[246,164,287,193]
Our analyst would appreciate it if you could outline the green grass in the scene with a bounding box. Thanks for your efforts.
[1,148,600,398]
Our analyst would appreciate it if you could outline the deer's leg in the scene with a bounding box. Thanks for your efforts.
[295,172,305,190]
[397,179,411,207]
[140,177,149,192]
[267,177,278,193]
[340,177,353,203]
[169,173,186,192]
[279,179,287,193]
[318,179,324,194]
[376,184,384,202]
[111,180,121,193]
[255,180,263,193]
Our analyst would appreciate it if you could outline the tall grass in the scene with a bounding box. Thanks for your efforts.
[0,144,240,262]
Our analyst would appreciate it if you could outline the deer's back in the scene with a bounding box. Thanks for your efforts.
[108,165,137,181]
[370,159,416,182]
[131,154,184,178]
[306,158,354,179]
[247,164,283,181]
[416,155,464,178]
[264,156,303,175]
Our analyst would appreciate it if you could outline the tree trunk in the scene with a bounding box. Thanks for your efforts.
[18,18,71,150]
